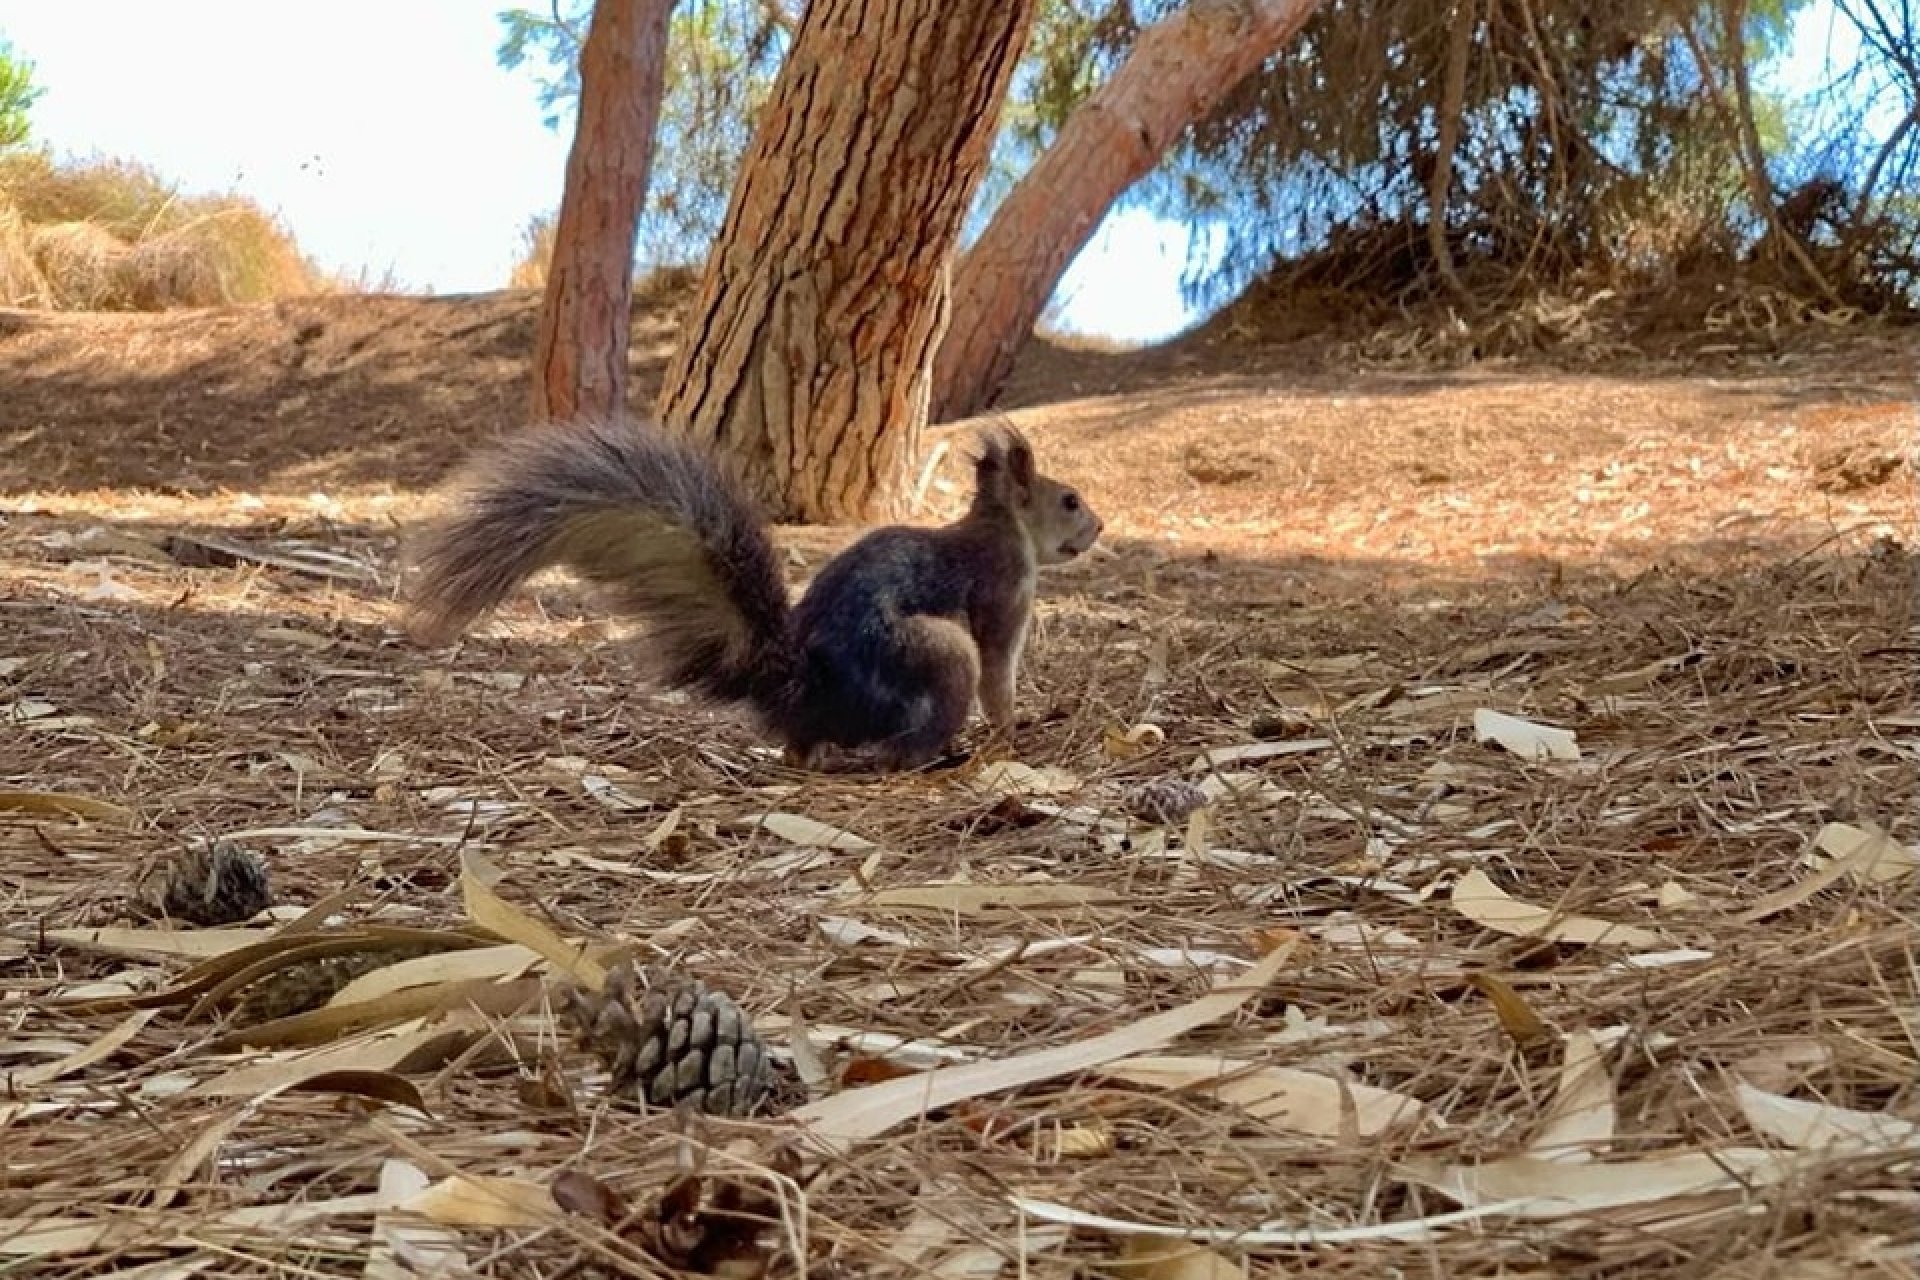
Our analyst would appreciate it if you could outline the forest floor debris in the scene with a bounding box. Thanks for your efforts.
[1,300,1916,1276]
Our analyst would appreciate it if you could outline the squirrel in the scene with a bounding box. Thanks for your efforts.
[402,416,1103,772]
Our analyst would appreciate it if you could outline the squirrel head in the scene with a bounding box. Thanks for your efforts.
[972,423,1103,565]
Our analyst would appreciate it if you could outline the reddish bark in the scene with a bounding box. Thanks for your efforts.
[656,0,1039,523]
[531,0,675,424]
[931,0,1324,423]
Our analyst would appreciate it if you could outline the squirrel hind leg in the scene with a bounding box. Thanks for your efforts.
[869,616,980,772]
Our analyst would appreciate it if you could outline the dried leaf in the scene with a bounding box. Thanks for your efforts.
[1451,869,1661,948]
[1808,821,1918,886]
[1403,1148,1797,1219]
[1010,1197,1519,1247]
[972,760,1083,796]
[1049,1120,1118,1158]
[550,1168,631,1225]
[367,1159,468,1280]
[326,943,543,1007]
[1102,723,1167,760]
[838,881,1123,917]
[787,940,1297,1158]
[1469,973,1552,1045]
[207,977,541,1053]
[1107,1235,1247,1279]
[401,1174,556,1228]
[0,789,135,825]
[1473,709,1580,761]
[460,849,606,989]
[741,811,876,850]
[189,1028,475,1096]
[1732,1080,1920,1153]
[1190,739,1335,772]
[11,1009,156,1087]
[42,926,275,962]
[1656,880,1701,910]
[1528,1031,1615,1162]
[1098,1054,1428,1139]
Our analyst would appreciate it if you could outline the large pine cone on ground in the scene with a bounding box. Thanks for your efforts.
[563,961,779,1118]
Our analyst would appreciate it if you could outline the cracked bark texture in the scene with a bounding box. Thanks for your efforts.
[531,0,674,425]
[931,0,1323,424]
[655,0,1039,523]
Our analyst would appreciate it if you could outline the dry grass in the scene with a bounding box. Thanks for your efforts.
[0,306,1916,1276]
[509,211,557,290]
[0,195,47,305]
[0,150,316,310]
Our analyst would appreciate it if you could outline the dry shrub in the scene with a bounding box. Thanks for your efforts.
[0,196,47,306]
[29,219,130,309]
[0,149,317,311]
[510,211,556,289]
[120,210,315,308]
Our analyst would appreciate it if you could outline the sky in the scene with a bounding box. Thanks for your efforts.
[0,2,1873,346]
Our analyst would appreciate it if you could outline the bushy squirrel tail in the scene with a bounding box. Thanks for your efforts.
[403,418,794,708]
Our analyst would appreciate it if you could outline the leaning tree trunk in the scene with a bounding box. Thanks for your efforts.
[931,0,1324,424]
[655,0,1039,523]
[531,0,676,424]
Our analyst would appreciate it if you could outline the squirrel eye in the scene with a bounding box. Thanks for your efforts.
[1063,492,1081,512]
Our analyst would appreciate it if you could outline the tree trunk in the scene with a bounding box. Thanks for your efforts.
[531,0,675,425]
[1425,0,1477,302]
[930,0,1324,425]
[656,0,1039,523]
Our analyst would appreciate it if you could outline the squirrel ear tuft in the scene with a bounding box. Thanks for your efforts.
[1005,437,1035,488]
[976,419,1035,486]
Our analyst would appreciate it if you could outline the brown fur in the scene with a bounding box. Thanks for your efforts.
[402,417,1102,771]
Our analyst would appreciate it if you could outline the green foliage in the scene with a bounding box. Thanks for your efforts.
[497,0,791,267]
[502,0,1917,314]
[0,36,44,152]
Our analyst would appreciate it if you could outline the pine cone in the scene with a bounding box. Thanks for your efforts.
[140,841,272,926]
[1125,777,1209,826]
[563,962,778,1118]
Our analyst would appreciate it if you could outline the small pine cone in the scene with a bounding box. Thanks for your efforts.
[563,962,777,1118]
[142,841,272,926]
[1125,777,1210,827]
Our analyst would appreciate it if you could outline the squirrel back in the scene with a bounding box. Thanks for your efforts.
[403,418,1102,771]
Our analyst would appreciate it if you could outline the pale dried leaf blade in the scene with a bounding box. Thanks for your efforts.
[1404,1148,1799,1220]
[840,881,1124,916]
[1473,708,1580,761]
[399,1174,556,1228]
[973,759,1084,796]
[12,1009,157,1088]
[1009,1197,1525,1247]
[1527,1030,1616,1162]
[459,848,606,989]
[325,943,544,1007]
[1190,738,1335,772]
[1451,868,1661,948]
[1732,1080,1920,1153]
[1100,1054,1429,1139]
[187,1028,467,1098]
[0,789,136,825]
[1109,1234,1248,1279]
[367,1159,469,1280]
[743,811,877,849]
[788,940,1297,1157]
[1812,821,1919,886]
[1737,825,1894,923]
[43,926,276,962]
